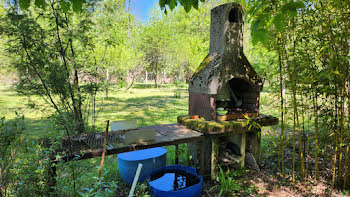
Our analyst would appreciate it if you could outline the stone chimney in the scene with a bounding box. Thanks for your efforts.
[209,3,244,60]
[188,2,263,121]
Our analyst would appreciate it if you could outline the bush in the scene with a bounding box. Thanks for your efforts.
[0,116,24,196]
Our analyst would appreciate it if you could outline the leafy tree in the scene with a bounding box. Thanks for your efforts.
[0,116,24,196]
[0,0,98,134]
[248,0,350,188]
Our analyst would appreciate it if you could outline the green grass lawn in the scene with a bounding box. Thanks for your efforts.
[0,83,192,195]
[0,83,280,135]
[0,83,189,137]
[0,83,282,196]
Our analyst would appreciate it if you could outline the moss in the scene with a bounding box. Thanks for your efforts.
[177,115,250,134]
[191,54,212,79]
[206,121,225,133]
[177,115,188,124]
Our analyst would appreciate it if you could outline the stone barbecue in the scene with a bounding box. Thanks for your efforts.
[189,2,262,121]
[51,3,278,186]
[180,2,278,176]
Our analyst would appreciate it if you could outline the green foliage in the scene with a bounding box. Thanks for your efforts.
[159,0,205,13]
[91,0,144,93]
[0,116,24,196]
[249,0,306,46]
[15,0,207,15]
[210,166,242,197]
[142,0,217,85]
[77,169,118,197]
[0,0,103,134]
[134,182,151,197]
[0,115,60,196]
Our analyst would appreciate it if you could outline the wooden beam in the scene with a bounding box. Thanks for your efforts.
[59,135,204,163]
[99,120,109,182]
[211,137,219,181]
[240,132,246,168]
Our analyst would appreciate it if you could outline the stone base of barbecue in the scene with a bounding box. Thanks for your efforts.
[188,128,261,175]
[188,135,212,173]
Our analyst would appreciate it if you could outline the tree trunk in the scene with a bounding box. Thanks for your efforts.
[313,85,319,181]
[126,72,136,91]
[286,38,305,180]
[332,95,339,188]
[105,69,109,99]
[277,38,285,177]
[155,63,158,88]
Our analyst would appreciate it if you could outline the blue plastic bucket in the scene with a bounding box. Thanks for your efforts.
[118,147,167,184]
[148,165,203,197]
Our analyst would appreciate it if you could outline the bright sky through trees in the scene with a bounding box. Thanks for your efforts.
[126,0,158,23]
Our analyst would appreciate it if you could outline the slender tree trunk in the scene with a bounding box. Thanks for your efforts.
[302,92,309,178]
[292,109,296,184]
[277,37,285,177]
[338,83,345,185]
[313,85,319,181]
[69,35,85,133]
[155,63,158,88]
[332,95,339,188]
[51,4,85,134]
[345,142,350,188]
[345,81,350,188]
[105,68,109,99]
[64,13,85,133]
[126,71,137,91]
[287,38,305,180]
[343,11,350,188]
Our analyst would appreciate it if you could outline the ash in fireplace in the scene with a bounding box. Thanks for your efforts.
[219,139,260,171]
[219,140,241,165]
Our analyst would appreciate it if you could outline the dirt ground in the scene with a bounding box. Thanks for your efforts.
[202,168,347,197]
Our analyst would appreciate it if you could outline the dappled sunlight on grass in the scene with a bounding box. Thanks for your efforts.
[0,83,190,195]
[94,87,188,130]
[0,84,189,138]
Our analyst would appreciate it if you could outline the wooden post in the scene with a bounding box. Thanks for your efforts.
[211,137,219,181]
[99,120,110,182]
[240,132,246,168]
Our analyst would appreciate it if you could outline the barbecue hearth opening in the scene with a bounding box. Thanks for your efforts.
[216,78,259,114]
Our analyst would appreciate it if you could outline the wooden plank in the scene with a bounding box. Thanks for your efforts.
[240,132,246,168]
[211,137,219,181]
[145,124,202,139]
[57,124,204,162]
[59,134,204,162]
[110,120,138,131]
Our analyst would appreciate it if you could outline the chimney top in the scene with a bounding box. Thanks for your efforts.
[209,3,244,58]
[189,3,262,95]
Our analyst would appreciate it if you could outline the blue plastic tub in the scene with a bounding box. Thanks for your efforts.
[148,165,203,197]
[118,147,167,184]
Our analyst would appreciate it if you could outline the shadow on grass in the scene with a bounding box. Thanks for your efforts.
[100,94,188,127]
